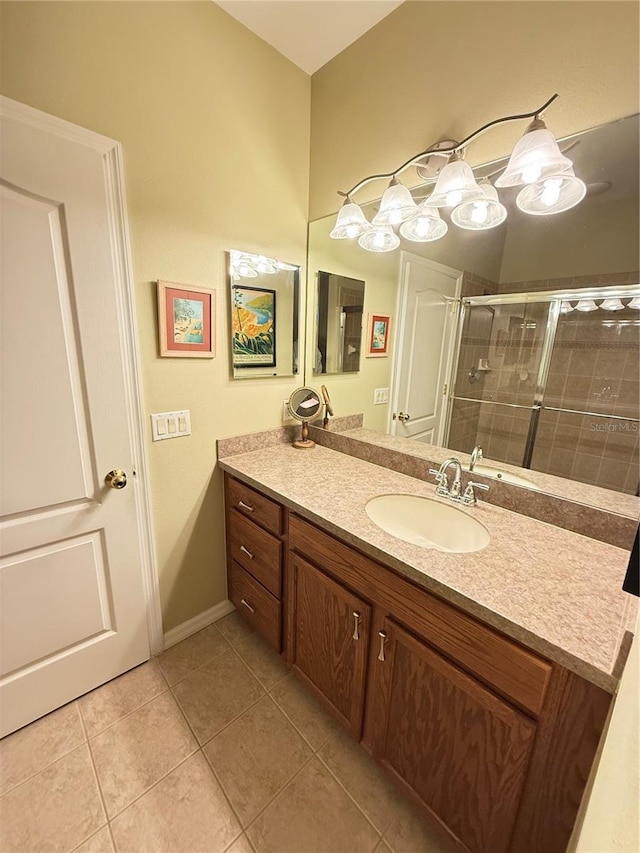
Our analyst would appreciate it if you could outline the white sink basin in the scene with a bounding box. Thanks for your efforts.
[365,494,490,554]
[471,464,539,490]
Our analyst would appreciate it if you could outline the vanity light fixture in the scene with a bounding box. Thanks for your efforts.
[627,296,640,310]
[559,300,575,313]
[331,94,588,253]
[372,177,419,225]
[230,252,281,279]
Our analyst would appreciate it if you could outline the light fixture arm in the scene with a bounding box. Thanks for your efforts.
[338,93,560,199]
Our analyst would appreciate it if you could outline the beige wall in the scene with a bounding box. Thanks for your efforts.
[0,1,311,632]
[310,1,640,220]
[306,220,398,431]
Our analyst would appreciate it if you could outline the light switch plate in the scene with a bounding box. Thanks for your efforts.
[151,410,191,441]
[373,387,390,405]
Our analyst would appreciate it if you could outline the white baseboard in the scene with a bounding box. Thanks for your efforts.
[163,599,235,650]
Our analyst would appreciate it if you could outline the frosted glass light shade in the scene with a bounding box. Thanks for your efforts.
[330,198,370,239]
[358,225,400,253]
[516,167,586,216]
[627,296,640,310]
[576,299,599,312]
[425,157,485,208]
[495,124,573,188]
[451,182,507,230]
[559,301,575,314]
[399,205,448,242]
[372,178,419,226]
[599,298,625,311]
[256,255,277,274]
[235,256,258,278]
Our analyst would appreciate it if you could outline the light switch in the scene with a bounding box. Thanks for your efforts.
[151,410,192,441]
[373,387,390,405]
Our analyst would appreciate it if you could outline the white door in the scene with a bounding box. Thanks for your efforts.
[0,99,155,736]
[390,253,462,444]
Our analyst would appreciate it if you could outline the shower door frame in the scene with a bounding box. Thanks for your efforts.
[444,283,640,468]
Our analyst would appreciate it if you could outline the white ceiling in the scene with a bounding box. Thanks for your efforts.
[215,1,403,74]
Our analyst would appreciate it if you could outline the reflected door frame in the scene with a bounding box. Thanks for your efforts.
[388,252,462,444]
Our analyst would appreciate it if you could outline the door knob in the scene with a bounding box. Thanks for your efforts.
[398,412,411,422]
[105,469,127,489]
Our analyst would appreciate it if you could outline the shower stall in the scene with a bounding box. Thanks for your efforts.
[445,285,640,495]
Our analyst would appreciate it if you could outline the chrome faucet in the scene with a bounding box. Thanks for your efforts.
[429,456,489,505]
[469,445,483,472]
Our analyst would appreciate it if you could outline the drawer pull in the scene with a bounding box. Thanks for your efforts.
[240,598,255,614]
[240,545,254,559]
[377,631,388,662]
[352,611,361,641]
[238,500,254,512]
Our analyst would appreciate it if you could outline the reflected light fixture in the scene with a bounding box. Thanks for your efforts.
[516,166,586,216]
[399,204,448,242]
[358,225,400,253]
[559,300,575,313]
[627,296,640,310]
[331,94,588,253]
[451,180,507,230]
[575,299,599,312]
[599,297,626,311]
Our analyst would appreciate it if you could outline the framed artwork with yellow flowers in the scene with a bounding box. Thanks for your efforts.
[231,284,277,368]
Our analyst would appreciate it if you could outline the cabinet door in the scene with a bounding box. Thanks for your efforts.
[372,619,536,853]
[290,554,371,739]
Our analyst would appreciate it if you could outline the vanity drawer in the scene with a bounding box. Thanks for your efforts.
[227,477,283,536]
[229,560,282,652]
[228,509,282,598]
[290,514,552,717]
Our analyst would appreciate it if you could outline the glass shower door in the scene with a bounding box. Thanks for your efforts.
[447,300,551,468]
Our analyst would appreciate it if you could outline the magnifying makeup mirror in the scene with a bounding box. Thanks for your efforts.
[287,386,322,449]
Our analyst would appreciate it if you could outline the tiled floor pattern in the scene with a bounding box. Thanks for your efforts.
[0,613,455,853]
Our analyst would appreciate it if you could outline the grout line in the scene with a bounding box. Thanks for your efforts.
[315,750,385,840]
[104,748,199,824]
[170,646,267,749]
[0,701,87,799]
[83,685,171,742]
[73,712,113,853]
[154,630,232,689]
[201,745,253,836]
[242,752,317,839]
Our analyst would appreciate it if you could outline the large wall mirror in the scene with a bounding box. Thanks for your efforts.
[305,114,640,506]
[228,250,300,379]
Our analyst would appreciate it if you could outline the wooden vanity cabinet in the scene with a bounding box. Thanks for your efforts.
[371,617,536,853]
[224,476,284,651]
[223,475,614,853]
[288,553,371,739]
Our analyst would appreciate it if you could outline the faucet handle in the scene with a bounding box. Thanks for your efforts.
[467,481,489,491]
[463,480,489,505]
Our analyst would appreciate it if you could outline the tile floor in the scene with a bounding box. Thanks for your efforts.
[0,613,455,853]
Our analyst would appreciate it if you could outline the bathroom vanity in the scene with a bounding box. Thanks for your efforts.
[219,439,636,853]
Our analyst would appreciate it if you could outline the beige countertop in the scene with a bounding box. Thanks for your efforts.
[218,442,637,693]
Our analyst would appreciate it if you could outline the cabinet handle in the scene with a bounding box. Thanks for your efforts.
[377,631,388,662]
[238,500,254,512]
[240,598,255,614]
[240,545,254,559]
[352,611,361,641]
